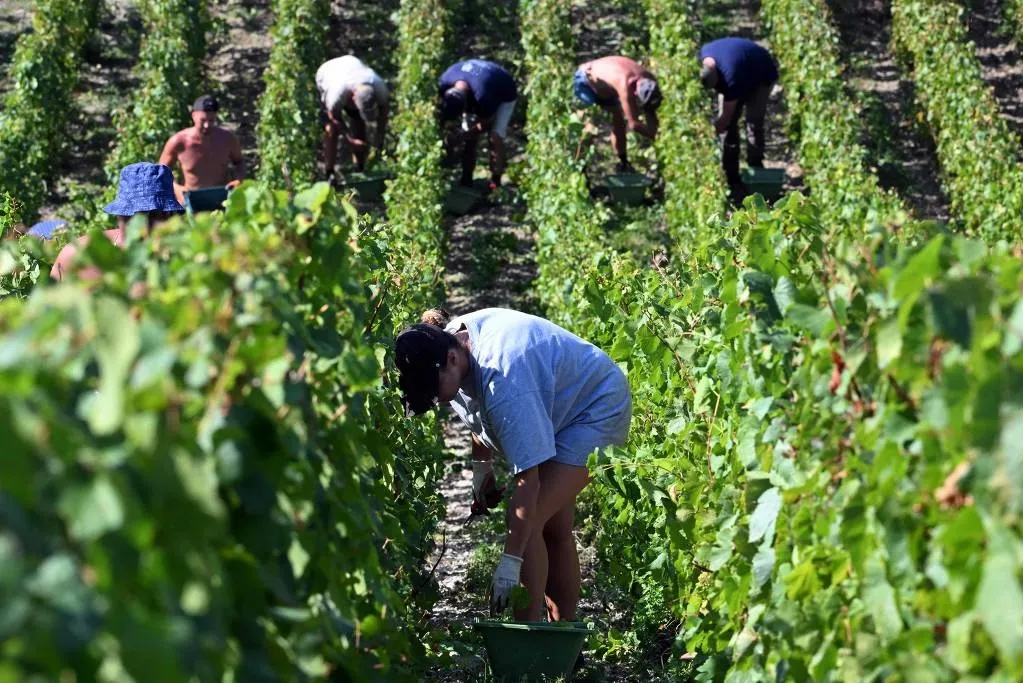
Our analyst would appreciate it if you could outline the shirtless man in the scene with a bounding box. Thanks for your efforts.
[573,56,661,172]
[316,55,390,180]
[51,163,183,281]
[159,95,244,205]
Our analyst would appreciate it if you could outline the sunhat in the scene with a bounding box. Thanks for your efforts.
[573,69,599,106]
[395,323,453,416]
[27,219,68,239]
[103,163,184,217]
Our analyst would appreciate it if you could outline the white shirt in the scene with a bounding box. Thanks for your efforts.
[315,56,389,112]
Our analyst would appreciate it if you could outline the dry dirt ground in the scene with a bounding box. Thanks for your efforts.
[0,0,32,96]
[829,0,951,221]
[964,0,1023,146]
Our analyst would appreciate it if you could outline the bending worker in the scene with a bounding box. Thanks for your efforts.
[315,54,390,180]
[699,37,779,197]
[159,95,244,207]
[51,163,183,281]
[438,59,517,188]
[574,56,661,172]
[395,308,632,621]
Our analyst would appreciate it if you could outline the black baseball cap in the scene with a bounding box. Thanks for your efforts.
[192,94,219,112]
[395,324,452,417]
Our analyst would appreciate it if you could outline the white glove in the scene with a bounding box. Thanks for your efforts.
[490,553,523,615]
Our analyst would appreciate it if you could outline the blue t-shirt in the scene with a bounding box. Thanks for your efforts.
[445,308,631,474]
[699,38,778,102]
[438,60,517,119]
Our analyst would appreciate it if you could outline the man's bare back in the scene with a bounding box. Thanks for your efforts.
[159,126,242,191]
[579,56,653,107]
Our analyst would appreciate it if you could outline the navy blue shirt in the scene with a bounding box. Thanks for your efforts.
[439,60,517,119]
[699,38,778,102]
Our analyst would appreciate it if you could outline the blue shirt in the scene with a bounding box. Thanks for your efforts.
[445,308,630,473]
[699,38,778,102]
[438,60,517,119]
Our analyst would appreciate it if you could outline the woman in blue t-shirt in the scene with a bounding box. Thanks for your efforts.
[396,308,632,621]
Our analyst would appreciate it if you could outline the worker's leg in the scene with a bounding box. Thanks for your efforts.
[348,113,369,170]
[487,100,514,186]
[514,461,589,621]
[610,105,630,170]
[323,120,339,180]
[745,83,771,168]
[460,128,480,186]
[543,500,580,621]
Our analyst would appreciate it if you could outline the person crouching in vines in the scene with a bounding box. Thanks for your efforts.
[396,307,632,620]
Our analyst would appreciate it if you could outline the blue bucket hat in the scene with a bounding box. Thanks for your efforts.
[103,162,184,217]
[27,219,68,239]
[573,69,599,106]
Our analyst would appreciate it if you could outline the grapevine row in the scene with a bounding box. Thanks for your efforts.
[645,0,726,241]
[256,0,330,186]
[0,187,445,680]
[892,0,1023,240]
[0,0,99,222]
[761,0,913,231]
[383,0,458,302]
[523,0,1023,678]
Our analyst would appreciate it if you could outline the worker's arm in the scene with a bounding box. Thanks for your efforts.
[617,78,656,138]
[158,134,181,174]
[714,99,739,135]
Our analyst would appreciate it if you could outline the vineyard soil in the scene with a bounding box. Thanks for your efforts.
[965,0,1023,141]
[37,1,142,218]
[830,0,951,220]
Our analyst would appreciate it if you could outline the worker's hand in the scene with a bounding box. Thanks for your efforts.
[225,180,241,191]
[490,553,523,615]
[471,460,505,516]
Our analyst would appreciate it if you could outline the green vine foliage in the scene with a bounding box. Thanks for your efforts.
[0,185,446,681]
[571,195,1023,679]
[256,0,329,187]
[383,0,457,306]
[891,0,1023,241]
[521,0,1023,678]
[645,0,727,242]
[0,0,99,223]
[761,0,917,233]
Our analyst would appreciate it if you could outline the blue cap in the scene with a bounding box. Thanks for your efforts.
[573,69,600,107]
[27,219,68,239]
[103,163,184,217]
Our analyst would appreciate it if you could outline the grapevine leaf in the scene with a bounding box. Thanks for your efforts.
[863,553,903,642]
[749,487,782,544]
[58,477,124,542]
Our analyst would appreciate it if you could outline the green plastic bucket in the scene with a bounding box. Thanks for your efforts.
[445,185,484,215]
[606,172,651,206]
[741,167,786,201]
[184,187,229,214]
[474,620,590,681]
[340,171,391,201]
